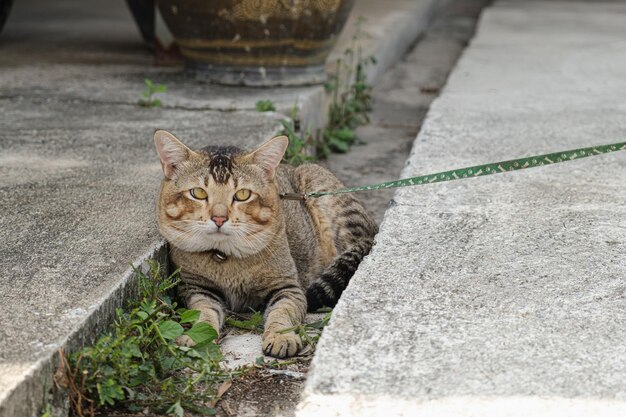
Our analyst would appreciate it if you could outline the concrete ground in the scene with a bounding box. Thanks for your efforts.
[0,0,441,416]
[299,1,626,416]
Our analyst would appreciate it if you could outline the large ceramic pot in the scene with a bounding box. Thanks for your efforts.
[158,0,355,86]
[126,0,155,45]
[0,0,13,35]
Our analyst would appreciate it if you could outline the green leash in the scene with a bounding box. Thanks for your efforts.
[279,141,626,200]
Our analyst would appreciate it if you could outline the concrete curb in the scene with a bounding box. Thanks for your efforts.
[336,0,442,86]
[0,242,168,417]
[297,1,626,415]
[298,394,626,417]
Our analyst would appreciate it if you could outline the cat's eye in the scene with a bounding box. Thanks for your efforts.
[189,187,208,200]
[234,189,252,202]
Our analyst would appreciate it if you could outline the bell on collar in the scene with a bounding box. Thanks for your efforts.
[213,250,227,262]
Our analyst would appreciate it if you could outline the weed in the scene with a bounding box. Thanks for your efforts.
[56,261,235,417]
[273,100,314,166]
[319,17,374,157]
[255,99,276,112]
[255,357,298,368]
[39,403,53,417]
[226,310,264,333]
[138,79,167,108]
[278,310,332,353]
[280,119,315,166]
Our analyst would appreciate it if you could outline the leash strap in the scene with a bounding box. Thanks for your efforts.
[280,141,626,200]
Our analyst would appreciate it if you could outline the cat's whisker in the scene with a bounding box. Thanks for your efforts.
[231,226,268,255]
[229,227,259,253]
[236,226,280,261]
[167,225,209,251]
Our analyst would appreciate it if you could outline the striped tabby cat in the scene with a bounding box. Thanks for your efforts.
[154,130,377,358]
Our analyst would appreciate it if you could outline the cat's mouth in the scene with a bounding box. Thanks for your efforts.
[204,222,230,236]
[210,229,230,236]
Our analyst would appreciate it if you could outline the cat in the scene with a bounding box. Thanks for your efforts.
[154,130,377,358]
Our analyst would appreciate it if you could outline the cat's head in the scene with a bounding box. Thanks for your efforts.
[154,130,288,258]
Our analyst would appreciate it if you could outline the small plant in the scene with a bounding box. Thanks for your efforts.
[255,99,276,112]
[39,403,53,417]
[255,357,297,368]
[319,17,374,157]
[138,78,167,108]
[56,261,234,417]
[226,310,264,333]
[275,101,316,166]
[279,309,332,353]
[280,119,315,166]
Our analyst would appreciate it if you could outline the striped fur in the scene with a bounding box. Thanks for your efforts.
[154,131,377,357]
[291,164,378,311]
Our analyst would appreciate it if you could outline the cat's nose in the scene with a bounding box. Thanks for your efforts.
[212,216,228,228]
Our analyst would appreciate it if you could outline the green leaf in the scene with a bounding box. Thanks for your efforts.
[125,387,136,400]
[280,119,295,132]
[184,322,218,344]
[161,294,172,305]
[335,128,356,142]
[180,309,200,324]
[189,404,217,415]
[129,343,143,358]
[320,143,331,157]
[183,347,205,359]
[226,311,263,331]
[140,299,156,314]
[155,84,167,93]
[158,321,184,340]
[307,317,330,329]
[205,341,224,360]
[97,379,124,406]
[159,356,177,372]
[128,403,143,412]
[151,99,162,107]
[255,99,276,112]
[329,138,350,152]
[167,401,185,417]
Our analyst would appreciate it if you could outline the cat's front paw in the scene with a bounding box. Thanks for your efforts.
[263,331,302,358]
[176,334,196,347]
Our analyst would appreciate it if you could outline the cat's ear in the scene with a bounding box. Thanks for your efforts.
[154,130,193,178]
[249,135,288,177]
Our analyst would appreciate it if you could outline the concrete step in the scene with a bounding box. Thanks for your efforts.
[0,0,442,416]
[298,1,626,416]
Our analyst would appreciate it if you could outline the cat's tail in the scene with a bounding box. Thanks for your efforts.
[305,202,378,312]
[306,240,374,311]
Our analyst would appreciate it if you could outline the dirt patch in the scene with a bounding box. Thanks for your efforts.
[216,364,309,417]
[91,363,309,417]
